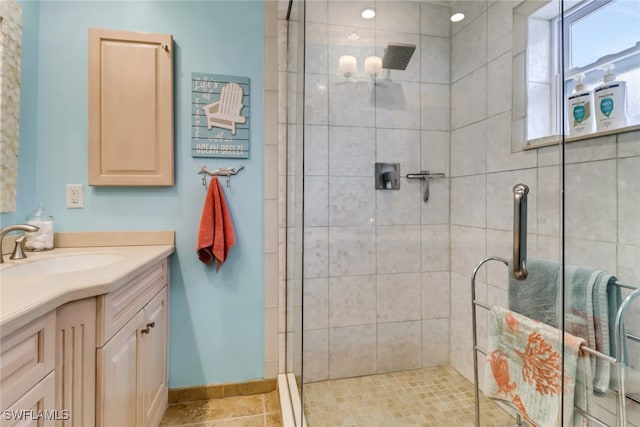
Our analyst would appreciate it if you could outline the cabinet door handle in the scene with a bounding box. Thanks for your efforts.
[141,322,155,335]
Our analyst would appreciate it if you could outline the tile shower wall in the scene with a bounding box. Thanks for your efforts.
[302,0,452,382]
[448,1,639,424]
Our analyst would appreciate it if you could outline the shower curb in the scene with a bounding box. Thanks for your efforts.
[278,373,297,427]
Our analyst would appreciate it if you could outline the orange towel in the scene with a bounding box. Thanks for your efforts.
[197,177,235,270]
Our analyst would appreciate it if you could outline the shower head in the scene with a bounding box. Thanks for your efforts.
[382,42,416,70]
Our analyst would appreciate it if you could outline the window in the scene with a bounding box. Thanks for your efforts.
[512,0,640,151]
[563,0,640,124]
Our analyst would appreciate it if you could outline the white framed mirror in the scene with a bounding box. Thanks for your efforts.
[0,0,22,213]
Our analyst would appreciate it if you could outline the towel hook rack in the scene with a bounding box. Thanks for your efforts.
[198,163,245,188]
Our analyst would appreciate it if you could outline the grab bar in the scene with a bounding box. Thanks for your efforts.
[512,184,529,280]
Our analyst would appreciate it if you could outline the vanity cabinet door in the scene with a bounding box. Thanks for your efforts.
[88,28,173,186]
[96,310,143,427]
[140,287,168,427]
[96,260,169,427]
[97,286,168,427]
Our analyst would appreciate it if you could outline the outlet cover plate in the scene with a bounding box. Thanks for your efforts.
[66,184,84,208]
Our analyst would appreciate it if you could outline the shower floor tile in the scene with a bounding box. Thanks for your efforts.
[303,366,517,427]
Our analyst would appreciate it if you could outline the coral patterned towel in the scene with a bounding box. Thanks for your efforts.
[197,177,235,271]
[484,306,593,427]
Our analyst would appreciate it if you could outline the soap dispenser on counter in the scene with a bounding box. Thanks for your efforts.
[25,202,54,250]
[594,64,628,132]
[567,73,594,136]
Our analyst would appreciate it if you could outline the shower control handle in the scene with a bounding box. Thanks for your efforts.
[512,184,529,280]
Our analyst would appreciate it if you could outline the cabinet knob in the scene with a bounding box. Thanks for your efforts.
[141,322,155,335]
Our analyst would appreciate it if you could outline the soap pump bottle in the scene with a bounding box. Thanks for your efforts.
[594,64,628,131]
[567,73,594,136]
[25,202,54,251]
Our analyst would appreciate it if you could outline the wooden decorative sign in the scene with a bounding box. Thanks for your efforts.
[191,73,250,158]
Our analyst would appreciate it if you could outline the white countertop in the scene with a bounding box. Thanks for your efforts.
[0,245,175,337]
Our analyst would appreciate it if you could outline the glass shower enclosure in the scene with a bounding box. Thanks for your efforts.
[284,0,640,425]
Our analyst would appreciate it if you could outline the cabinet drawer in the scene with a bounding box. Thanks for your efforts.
[2,371,57,427]
[0,311,55,411]
[96,260,167,347]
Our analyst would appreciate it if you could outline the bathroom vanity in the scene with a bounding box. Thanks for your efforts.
[0,238,174,427]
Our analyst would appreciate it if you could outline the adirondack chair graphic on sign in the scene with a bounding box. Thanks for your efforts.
[202,82,247,135]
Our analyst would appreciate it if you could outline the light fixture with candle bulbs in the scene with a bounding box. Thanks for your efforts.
[338,55,358,78]
[364,56,382,80]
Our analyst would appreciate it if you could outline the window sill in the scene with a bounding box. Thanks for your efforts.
[523,124,640,151]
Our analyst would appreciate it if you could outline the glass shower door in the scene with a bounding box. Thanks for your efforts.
[284,0,305,424]
[561,1,640,425]
[288,0,594,425]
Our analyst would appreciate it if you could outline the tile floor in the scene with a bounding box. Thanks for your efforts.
[303,366,517,426]
[160,390,282,427]
[160,366,516,427]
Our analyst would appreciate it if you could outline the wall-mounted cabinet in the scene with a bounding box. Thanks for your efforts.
[88,28,174,186]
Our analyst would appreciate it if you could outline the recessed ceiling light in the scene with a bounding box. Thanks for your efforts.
[361,8,376,19]
[450,12,465,22]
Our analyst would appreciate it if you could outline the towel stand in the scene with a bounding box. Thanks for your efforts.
[471,256,639,427]
[198,163,245,188]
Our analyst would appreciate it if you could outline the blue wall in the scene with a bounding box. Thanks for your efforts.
[10,0,265,387]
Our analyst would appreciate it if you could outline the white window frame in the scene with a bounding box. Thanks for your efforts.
[512,0,639,152]
[562,0,640,79]
[512,0,566,150]
[560,0,640,134]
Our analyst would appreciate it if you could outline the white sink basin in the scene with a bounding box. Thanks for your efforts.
[1,253,125,277]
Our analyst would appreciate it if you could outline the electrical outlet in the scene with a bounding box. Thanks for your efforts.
[66,184,84,208]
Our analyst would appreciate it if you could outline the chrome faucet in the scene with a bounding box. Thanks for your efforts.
[0,224,40,263]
